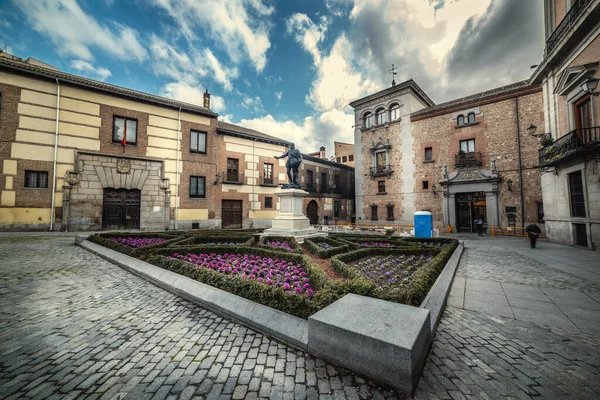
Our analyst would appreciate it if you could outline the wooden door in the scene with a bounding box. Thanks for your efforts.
[222,200,243,229]
[102,188,141,230]
[307,201,318,225]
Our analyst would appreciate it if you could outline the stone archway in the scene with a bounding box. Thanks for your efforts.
[307,200,319,225]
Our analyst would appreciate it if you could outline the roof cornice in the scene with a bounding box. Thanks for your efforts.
[349,79,435,109]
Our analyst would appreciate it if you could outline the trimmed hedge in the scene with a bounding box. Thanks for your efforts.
[173,235,255,247]
[333,236,422,250]
[88,233,186,257]
[302,237,352,258]
[258,236,303,254]
[330,239,459,307]
[184,229,264,237]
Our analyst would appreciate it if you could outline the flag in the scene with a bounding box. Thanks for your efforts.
[121,121,127,147]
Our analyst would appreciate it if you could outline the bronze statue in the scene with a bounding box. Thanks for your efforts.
[274,143,302,189]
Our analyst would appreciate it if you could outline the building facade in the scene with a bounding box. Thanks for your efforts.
[531,0,600,249]
[0,55,354,231]
[334,141,355,167]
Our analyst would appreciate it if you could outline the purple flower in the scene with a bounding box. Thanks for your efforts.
[111,237,167,248]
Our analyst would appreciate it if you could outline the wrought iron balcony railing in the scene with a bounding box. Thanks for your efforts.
[260,176,279,186]
[455,152,482,168]
[545,0,593,56]
[223,172,245,184]
[305,182,316,191]
[369,165,393,178]
[539,127,600,168]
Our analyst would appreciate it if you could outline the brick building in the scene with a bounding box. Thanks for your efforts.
[351,78,545,232]
[531,0,600,249]
[0,54,354,231]
[334,141,355,167]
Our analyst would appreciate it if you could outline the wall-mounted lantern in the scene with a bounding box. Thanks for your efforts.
[214,172,221,185]
[431,184,437,195]
[507,179,513,191]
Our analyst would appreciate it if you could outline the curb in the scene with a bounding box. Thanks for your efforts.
[79,240,308,350]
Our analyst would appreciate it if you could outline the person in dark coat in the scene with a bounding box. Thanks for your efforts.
[525,221,542,248]
[475,218,484,236]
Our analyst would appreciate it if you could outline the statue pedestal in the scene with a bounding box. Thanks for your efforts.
[261,188,327,243]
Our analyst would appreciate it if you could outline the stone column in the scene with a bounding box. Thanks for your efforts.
[486,190,499,227]
[62,185,72,232]
[159,178,171,231]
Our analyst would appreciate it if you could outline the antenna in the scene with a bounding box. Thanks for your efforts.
[389,64,397,86]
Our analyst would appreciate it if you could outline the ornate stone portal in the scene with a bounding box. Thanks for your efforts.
[261,189,327,242]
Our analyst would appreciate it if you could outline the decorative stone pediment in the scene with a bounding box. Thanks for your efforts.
[555,62,598,95]
[447,168,494,183]
[370,138,391,152]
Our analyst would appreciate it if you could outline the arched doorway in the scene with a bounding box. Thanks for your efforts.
[307,200,319,225]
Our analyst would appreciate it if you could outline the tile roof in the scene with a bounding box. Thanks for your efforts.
[411,80,539,119]
[0,56,217,117]
[216,121,292,146]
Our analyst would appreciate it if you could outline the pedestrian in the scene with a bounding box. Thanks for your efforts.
[475,218,484,236]
[525,220,542,248]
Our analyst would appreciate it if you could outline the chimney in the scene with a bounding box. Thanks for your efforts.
[319,146,326,159]
[203,89,211,109]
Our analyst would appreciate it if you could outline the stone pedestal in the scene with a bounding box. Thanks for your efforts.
[262,188,327,243]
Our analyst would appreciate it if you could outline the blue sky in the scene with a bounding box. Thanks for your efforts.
[0,0,544,153]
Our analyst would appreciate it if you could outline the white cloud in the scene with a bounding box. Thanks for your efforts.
[160,81,226,113]
[70,59,112,81]
[275,91,282,100]
[241,96,265,116]
[14,0,147,62]
[151,0,274,72]
[286,13,330,65]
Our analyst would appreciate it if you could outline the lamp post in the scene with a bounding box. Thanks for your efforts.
[580,77,599,96]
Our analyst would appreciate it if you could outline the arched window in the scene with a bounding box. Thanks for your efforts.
[364,112,373,129]
[376,108,386,125]
[390,103,400,121]
[457,115,465,126]
[468,112,476,124]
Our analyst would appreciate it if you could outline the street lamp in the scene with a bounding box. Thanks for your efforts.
[580,77,599,96]
[507,179,513,191]
[431,184,437,195]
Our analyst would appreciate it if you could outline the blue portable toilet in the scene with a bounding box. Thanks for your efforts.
[414,211,433,238]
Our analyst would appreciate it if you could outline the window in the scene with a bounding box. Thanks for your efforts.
[265,197,273,209]
[349,155,354,162]
[457,115,465,126]
[336,157,341,163]
[422,181,429,190]
[459,139,475,154]
[371,205,378,220]
[342,156,347,162]
[390,103,400,121]
[376,108,386,125]
[334,201,340,217]
[24,170,48,189]
[467,113,476,124]
[113,116,137,145]
[425,147,433,161]
[307,170,314,188]
[378,180,386,193]
[320,172,327,191]
[575,95,592,130]
[227,158,239,182]
[537,202,544,223]
[375,151,386,169]
[190,130,207,154]
[387,204,394,220]
[364,112,373,129]
[568,171,586,217]
[189,176,206,198]
[263,163,273,184]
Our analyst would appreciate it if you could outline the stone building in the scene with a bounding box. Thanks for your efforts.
[334,141,356,167]
[351,78,545,232]
[0,54,354,231]
[530,0,600,249]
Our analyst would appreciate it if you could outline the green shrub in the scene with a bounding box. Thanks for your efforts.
[173,235,255,247]
[258,236,303,254]
[302,238,351,258]
[183,229,264,237]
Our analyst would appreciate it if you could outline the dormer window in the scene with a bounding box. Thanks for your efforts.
[457,115,465,126]
[390,103,400,121]
[376,108,386,125]
[468,112,476,124]
[364,112,373,129]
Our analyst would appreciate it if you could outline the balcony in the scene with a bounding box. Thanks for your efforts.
[305,182,316,191]
[545,0,593,56]
[539,127,600,168]
[260,176,279,187]
[223,172,245,185]
[455,152,482,168]
[369,165,393,178]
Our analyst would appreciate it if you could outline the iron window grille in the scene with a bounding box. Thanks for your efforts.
[24,170,48,189]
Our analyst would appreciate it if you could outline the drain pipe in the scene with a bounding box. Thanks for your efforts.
[514,97,525,230]
[175,107,181,230]
[50,78,60,231]
[252,138,256,212]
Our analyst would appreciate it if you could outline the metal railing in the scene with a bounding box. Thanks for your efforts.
[260,176,278,186]
[491,226,547,239]
[455,152,482,168]
[545,0,593,56]
[539,127,600,167]
[369,165,393,178]
[223,172,245,184]
[305,182,316,191]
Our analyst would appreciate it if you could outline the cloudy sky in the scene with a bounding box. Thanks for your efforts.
[1,0,544,153]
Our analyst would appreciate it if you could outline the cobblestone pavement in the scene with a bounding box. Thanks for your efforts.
[0,236,398,400]
[414,237,600,399]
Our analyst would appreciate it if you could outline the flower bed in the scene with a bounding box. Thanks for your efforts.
[88,232,182,256]
[348,254,432,288]
[358,241,393,247]
[258,236,302,253]
[173,235,255,248]
[110,237,168,248]
[302,238,352,258]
